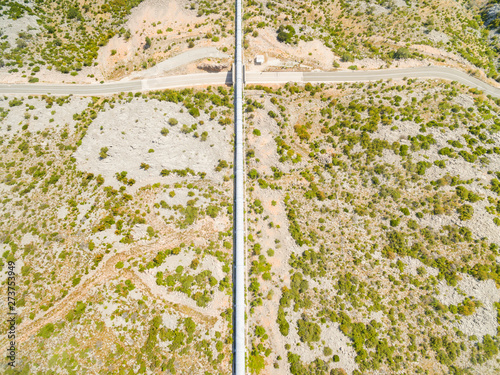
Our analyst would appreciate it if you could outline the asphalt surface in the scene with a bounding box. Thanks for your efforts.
[1,67,499,97]
[0,72,231,96]
[246,67,500,97]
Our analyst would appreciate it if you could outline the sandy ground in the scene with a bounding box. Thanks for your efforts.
[287,315,358,373]
[369,88,500,244]
[0,14,40,49]
[145,250,224,281]
[245,22,499,88]
[0,10,103,85]
[246,105,359,373]
[0,93,233,369]
[0,96,91,139]
[136,268,229,318]
[245,28,336,71]
[1,0,498,89]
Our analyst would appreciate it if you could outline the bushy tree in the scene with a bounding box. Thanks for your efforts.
[394,47,411,59]
[297,317,321,343]
[277,25,296,43]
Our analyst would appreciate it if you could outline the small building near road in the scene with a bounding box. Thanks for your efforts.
[254,55,264,65]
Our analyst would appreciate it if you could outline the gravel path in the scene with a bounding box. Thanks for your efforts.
[124,47,229,80]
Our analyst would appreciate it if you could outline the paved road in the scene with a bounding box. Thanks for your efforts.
[0,72,231,95]
[246,66,500,97]
[1,67,499,97]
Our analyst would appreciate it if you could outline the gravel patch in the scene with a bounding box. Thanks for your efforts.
[145,251,223,280]
[0,96,91,139]
[425,30,450,44]
[73,97,232,190]
[286,307,358,374]
[436,274,500,338]
[0,14,40,52]
[401,256,439,277]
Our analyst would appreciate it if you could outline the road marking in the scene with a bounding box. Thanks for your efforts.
[1,67,498,97]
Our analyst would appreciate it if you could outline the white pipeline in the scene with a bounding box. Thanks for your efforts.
[233,0,246,372]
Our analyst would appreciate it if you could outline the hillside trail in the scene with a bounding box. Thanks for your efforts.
[0,220,222,351]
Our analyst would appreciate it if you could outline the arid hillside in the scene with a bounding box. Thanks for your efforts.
[0,0,233,83]
[0,87,235,374]
[244,79,500,374]
[244,0,500,85]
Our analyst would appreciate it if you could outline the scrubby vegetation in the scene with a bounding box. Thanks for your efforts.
[245,0,500,80]
[0,0,147,74]
[0,87,233,374]
[0,0,234,78]
[245,79,500,374]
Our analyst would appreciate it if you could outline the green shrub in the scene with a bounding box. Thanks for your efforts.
[99,147,109,159]
[215,159,229,171]
[189,108,200,118]
[297,317,321,343]
[457,298,480,316]
[206,205,220,218]
[341,52,354,62]
[416,161,432,175]
[248,351,265,374]
[457,205,474,221]
[38,323,55,339]
[255,325,266,337]
[456,186,481,203]
[248,169,259,179]
[277,25,296,43]
[67,6,82,19]
[394,47,411,59]
[434,160,446,168]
